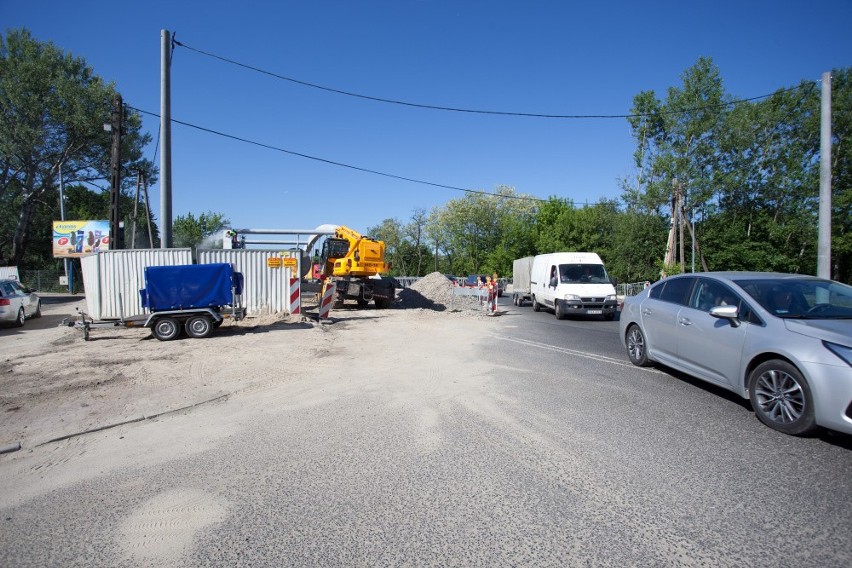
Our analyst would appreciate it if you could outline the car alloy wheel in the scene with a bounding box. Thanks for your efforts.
[626,324,650,367]
[748,360,816,436]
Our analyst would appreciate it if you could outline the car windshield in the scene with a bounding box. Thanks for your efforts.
[558,264,608,284]
[734,277,852,319]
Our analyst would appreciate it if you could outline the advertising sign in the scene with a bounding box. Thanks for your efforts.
[53,220,110,258]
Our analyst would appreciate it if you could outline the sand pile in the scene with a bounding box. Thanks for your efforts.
[397,272,491,315]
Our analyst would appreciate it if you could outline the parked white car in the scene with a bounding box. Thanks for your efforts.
[0,279,41,327]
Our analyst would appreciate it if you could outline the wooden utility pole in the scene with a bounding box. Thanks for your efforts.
[109,93,123,249]
[130,172,155,249]
[662,179,708,275]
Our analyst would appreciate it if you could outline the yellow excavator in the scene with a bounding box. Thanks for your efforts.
[318,226,396,308]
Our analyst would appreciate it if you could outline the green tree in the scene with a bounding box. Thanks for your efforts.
[368,218,408,276]
[0,29,155,267]
[428,186,538,277]
[173,211,230,248]
[829,68,852,283]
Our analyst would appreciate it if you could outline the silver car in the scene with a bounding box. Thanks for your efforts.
[0,279,42,326]
[619,272,852,436]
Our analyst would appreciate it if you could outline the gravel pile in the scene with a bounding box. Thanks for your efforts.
[397,272,492,315]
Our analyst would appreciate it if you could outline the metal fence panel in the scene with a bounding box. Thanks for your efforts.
[80,249,193,320]
[198,249,299,315]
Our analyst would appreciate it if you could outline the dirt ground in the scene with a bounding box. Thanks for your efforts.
[0,273,501,494]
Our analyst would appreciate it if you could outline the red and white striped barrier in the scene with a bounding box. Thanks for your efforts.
[289,277,300,315]
[319,281,337,320]
[485,282,498,315]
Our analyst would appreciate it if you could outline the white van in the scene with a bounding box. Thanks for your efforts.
[530,252,618,320]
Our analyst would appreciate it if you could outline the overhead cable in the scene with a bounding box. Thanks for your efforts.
[129,106,545,202]
[172,39,811,119]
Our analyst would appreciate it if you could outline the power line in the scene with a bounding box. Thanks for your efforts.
[172,39,811,119]
[129,106,546,202]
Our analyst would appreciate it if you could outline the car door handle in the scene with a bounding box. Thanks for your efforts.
[679,317,692,326]
[642,308,652,316]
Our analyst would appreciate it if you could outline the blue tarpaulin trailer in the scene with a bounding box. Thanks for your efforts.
[69,263,245,341]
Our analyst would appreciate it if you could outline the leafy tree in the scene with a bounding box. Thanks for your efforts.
[0,29,155,267]
[405,208,428,276]
[173,211,229,248]
[428,186,537,277]
[368,217,407,276]
[830,68,852,283]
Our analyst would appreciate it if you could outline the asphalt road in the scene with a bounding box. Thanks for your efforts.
[2,295,851,567]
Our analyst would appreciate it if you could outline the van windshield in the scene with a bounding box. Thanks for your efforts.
[559,264,608,284]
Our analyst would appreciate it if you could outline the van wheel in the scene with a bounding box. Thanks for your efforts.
[532,296,540,312]
[554,300,565,319]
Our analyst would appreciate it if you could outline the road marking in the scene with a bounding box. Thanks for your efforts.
[493,335,663,373]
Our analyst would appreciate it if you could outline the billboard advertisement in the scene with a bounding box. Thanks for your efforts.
[53,220,110,258]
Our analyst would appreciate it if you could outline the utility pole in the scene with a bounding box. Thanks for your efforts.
[108,93,123,250]
[818,71,832,279]
[160,29,173,248]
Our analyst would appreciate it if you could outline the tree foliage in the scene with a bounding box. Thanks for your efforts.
[173,211,230,248]
[0,29,155,267]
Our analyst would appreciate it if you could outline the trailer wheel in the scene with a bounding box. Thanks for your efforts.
[185,315,213,339]
[152,317,181,341]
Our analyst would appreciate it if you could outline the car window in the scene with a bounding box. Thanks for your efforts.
[559,264,608,284]
[736,277,852,319]
[1,282,16,296]
[690,279,738,312]
[657,277,695,306]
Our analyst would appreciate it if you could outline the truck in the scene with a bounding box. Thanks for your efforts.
[511,256,535,306]
[318,226,396,308]
[529,252,618,320]
[70,263,246,341]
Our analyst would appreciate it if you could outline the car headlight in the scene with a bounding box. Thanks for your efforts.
[606,294,616,302]
[563,294,580,301]
[824,341,852,367]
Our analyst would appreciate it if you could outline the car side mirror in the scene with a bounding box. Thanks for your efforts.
[709,305,740,327]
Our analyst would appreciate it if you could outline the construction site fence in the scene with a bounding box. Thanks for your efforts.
[617,281,651,297]
[394,276,510,289]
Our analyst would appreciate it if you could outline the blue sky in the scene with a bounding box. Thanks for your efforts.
[3,1,851,236]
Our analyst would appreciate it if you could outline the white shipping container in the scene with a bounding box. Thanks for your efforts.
[0,266,21,282]
[197,249,303,315]
[80,249,193,320]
